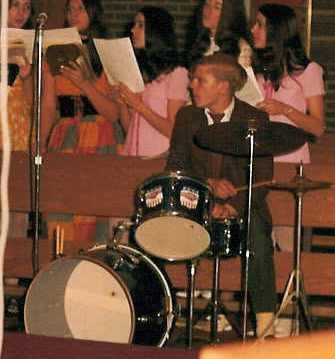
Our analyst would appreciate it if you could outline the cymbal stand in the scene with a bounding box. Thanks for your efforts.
[259,163,313,339]
[186,260,197,349]
[241,121,257,341]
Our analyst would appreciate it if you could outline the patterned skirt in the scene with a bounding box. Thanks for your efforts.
[47,114,124,248]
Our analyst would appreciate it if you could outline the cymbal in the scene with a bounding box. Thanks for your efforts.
[194,119,311,157]
[269,176,333,193]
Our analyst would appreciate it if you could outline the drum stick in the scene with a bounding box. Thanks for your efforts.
[214,180,275,204]
[236,180,275,193]
[60,228,64,255]
[55,225,60,256]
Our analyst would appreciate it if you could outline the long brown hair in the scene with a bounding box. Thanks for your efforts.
[185,0,249,68]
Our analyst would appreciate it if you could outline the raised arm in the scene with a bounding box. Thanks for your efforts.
[59,62,120,123]
[118,67,189,139]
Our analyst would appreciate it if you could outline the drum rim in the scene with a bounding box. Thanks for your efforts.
[135,209,212,227]
[24,254,136,343]
[137,170,214,194]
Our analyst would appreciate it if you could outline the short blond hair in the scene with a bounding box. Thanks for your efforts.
[193,53,247,93]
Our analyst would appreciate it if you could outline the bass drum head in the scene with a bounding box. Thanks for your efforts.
[24,256,135,344]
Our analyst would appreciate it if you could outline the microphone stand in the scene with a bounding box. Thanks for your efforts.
[30,15,47,276]
[242,120,257,341]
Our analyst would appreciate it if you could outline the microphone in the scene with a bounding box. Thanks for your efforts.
[36,13,48,27]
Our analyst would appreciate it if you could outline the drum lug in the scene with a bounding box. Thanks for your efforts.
[135,208,143,225]
[168,178,176,209]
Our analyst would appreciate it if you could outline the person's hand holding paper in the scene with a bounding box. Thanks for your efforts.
[117,83,143,113]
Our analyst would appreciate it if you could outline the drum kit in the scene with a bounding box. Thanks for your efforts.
[23,120,333,348]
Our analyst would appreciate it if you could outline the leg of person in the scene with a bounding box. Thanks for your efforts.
[247,210,277,338]
[272,225,294,252]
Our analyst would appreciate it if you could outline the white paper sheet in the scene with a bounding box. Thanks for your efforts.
[235,66,264,107]
[94,37,144,93]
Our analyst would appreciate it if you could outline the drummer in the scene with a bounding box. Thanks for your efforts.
[166,53,276,339]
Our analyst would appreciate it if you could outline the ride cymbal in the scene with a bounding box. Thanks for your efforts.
[194,119,311,157]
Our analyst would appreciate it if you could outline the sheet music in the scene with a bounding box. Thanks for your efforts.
[235,66,264,107]
[6,28,34,65]
[94,37,144,93]
[4,27,82,64]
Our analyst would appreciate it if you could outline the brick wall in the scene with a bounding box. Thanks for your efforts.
[311,0,335,131]
[101,0,200,47]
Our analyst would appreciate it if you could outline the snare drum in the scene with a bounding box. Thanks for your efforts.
[135,171,213,261]
[24,245,174,347]
[211,218,244,257]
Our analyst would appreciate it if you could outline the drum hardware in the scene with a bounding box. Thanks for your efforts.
[258,164,333,339]
[137,310,167,325]
[194,119,310,341]
[210,218,244,258]
[186,259,198,349]
[105,220,137,269]
[108,220,132,249]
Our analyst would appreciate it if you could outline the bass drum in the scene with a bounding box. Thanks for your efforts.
[24,245,174,347]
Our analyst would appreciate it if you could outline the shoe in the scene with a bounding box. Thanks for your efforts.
[199,290,212,300]
[263,335,276,341]
[274,318,293,338]
[194,314,232,332]
[175,290,201,299]
[6,297,19,317]
[175,316,186,328]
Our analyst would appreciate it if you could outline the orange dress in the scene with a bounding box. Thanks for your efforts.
[47,73,124,247]
[0,77,31,151]
[0,76,32,247]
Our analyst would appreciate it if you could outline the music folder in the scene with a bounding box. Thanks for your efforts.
[3,27,82,65]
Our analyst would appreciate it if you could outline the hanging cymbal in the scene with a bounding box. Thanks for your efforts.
[269,177,333,193]
[194,119,311,157]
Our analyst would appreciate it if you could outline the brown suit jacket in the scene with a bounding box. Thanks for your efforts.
[166,98,273,223]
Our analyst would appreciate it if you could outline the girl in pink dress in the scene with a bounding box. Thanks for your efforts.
[118,6,189,158]
[251,3,325,164]
[251,5,326,334]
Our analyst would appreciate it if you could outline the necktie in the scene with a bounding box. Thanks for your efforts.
[210,112,225,123]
